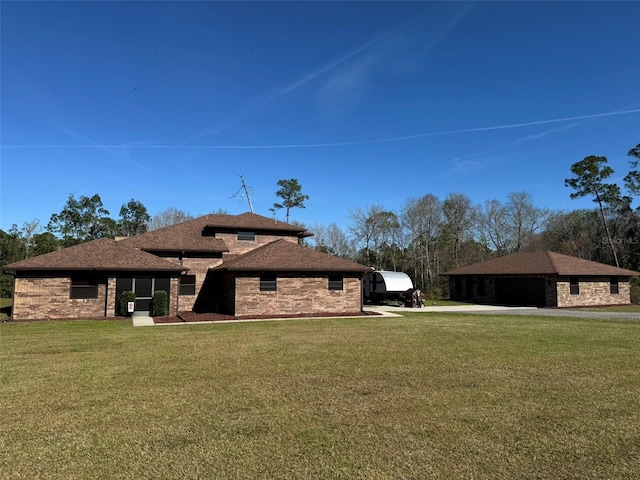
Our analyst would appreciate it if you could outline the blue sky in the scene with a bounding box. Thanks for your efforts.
[2,1,639,233]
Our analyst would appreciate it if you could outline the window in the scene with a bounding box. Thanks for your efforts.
[610,276,619,295]
[238,231,255,241]
[328,274,344,291]
[569,277,580,295]
[70,274,99,299]
[260,273,277,291]
[179,275,196,296]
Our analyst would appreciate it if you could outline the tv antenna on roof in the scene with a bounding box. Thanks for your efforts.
[231,175,254,213]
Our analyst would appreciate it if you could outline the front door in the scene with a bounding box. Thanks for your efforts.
[115,276,172,315]
[134,277,153,313]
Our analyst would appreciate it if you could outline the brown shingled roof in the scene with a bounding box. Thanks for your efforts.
[444,251,640,277]
[4,238,186,272]
[207,212,312,236]
[212,239,371,273]
[118,212,311,252]
[118,215,229,252]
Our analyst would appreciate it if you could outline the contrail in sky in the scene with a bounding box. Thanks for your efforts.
[4,108,639,150]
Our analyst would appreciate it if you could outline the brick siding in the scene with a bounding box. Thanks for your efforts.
[234,275,362,317]
[450,274,631,307]
[12,276,114,321]
[174,257,223,311]
[557,276,631,307]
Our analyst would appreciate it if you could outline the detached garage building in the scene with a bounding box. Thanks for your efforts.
[444,251,639,307]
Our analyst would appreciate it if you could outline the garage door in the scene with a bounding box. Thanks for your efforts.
[495,278,546,306]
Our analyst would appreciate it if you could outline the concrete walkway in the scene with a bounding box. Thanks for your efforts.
[132,314,154,326]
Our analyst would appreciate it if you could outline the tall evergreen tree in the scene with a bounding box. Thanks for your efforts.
[565,156,621,267]
[272,179,309,224]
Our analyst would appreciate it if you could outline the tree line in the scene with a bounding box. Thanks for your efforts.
[310,143,640,298]
[0,179,308,297]
[2,150,639,300]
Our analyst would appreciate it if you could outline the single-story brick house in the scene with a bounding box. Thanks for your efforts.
[444,251,639,307]
[6,239,187,320]
[5,212,371,321]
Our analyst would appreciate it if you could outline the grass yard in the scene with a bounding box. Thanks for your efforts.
[2,314,640,479]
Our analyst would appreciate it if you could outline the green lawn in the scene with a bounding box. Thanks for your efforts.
[2,314,640,479]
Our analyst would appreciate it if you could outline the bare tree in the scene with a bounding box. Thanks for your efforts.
[475,199,510,254]
[440,193,474,270]
[401,194,442,288]
[505,191,550,252]
[348,205,399,267]
[474,192,550,254]
[21,219,42,258]
[148,207,194,231]
[310,223,354,259]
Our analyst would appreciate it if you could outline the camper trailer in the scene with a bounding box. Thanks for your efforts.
[363,271,414,304]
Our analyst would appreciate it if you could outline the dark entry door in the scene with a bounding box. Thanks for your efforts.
[496,278,546,306]
[134,277,153,312]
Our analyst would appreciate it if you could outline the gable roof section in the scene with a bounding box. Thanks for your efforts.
[207,212,312,236]
[212,239,370,273]
[4,238,186,272]
[118,215,229,253]
[118,212,311,252]
[444,251,640,277]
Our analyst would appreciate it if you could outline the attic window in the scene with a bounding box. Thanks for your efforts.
[569,277,580,295]
[328,274,344,291]
[610,277,619,295]
[70,273,99,299]
[238,231,255,241]
[260,273,277,291]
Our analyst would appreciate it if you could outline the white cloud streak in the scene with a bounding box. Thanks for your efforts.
[6,108,639,150]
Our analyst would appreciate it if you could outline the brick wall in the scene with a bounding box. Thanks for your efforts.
[234,274,362,317]
[173,257,223,311]
[167,277,180,316]
[13,274,180,320]
[556,276,631,307]
[12,276,114,321]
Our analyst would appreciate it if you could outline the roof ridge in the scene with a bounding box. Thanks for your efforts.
[544,250,560,273]
[220,239,287,267]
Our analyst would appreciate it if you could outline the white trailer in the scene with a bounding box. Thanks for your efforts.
[363,271,414,304]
